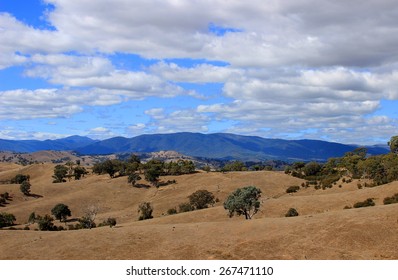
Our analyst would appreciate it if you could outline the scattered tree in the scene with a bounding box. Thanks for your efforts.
[10,174,30,184]
[0,212,16,228]
[20,180,31,196]
[128,172,142,187]
[178,202,194,213]
[51,203,72,222]
[285,208,299,217]
[138,202,153,220]
[36,214,56,231]
[223,186,262,220]
[188,190,215,210]
[53,165,68,183]
[286,185,300,193]
[388,135,398,154]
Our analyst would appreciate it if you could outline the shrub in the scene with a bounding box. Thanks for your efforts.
[167,208,177,215]
[286,185,300,193]
[98,217,117,228]
[0,212,16,228]
[20,181,31,196]
[383,193,398,205]
[11,174,30,184]
[36,214,56,231]
[0,197,6,205]
[78,216,96,229]
[28,212,36,224]
[188,190,215,210]
[285,208,299,217]
[343,205,352,209]
[138,202,153,220]
[23,226,30,230]
[178,202,194,213]
[353,198,375,208]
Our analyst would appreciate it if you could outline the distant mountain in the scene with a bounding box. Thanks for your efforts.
[75,132,389,162]
[0,132,389,161]
[0,135,97,153]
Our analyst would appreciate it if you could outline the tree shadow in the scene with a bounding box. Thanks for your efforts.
[133,183,151,189]
[27,193,43,198]
[65,218,79,223]
[158,180,177,187]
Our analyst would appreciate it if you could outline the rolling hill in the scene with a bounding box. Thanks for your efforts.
[0,162,397,260]
[0,133,390,161]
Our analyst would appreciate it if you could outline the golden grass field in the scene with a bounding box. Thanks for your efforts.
[0,162,397,260]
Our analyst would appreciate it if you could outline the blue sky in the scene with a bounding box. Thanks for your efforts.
[1,0,398,144]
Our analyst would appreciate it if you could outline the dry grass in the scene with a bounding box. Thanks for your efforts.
[1,162,397,260]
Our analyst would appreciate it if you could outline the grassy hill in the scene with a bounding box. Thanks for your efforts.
[0,162,397,259]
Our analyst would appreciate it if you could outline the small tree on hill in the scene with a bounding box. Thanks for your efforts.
[188,190,215,210]
[51,203,72,222]
[53,165,68,183]
[20,180,31,196]
[36,214,56,231]
[138,202,153,220]
[388,136,398,154]
[224,186,262,220]
[0,212,16,228]
[128,172,141,187]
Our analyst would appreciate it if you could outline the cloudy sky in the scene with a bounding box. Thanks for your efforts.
[1,0,398,144]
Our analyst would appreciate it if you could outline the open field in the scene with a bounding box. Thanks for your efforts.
[1,162,397,260]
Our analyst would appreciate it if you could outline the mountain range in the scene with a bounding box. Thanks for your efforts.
[0,133,390,162]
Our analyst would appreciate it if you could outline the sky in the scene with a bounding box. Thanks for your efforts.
[1,0,398,145]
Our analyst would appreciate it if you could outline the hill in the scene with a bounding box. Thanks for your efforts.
[0,162,397,259]
[0,135,97,153]
[0,133,390,161]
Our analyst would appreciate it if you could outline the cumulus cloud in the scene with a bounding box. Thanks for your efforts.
[1,0,398,144]
[0,88,121,120]
[144,108,209,133]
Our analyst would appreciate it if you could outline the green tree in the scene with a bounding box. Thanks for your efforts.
[303,161,322,176]
[20,180,31,196]
[388,136,398,154]
[53,165,68,183]
[138,202,153,220]
[0,212,16,228]
[144,168,161,187]
[188,190,215,210]
[11,174,30,184]
[224,186,262,220]
[128,172,141,187]
[36,214,56,231]
[51,203,72,222]
[73,166,88,180]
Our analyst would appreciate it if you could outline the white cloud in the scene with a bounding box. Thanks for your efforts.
[145,108,209,133]
[0,88,121,120]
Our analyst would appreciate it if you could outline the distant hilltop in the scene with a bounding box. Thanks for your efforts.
[0,132,389,162]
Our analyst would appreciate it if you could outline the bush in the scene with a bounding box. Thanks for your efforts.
[98,217,117,228]
[285,208,299,217]
[138,202,153,220]
[36,214,56,231]
[0,212,16,228]
[20,181,31,196]
[11,174,30,184]
[188,190,215,210]
[383,193,398,205]
[78,216,97,229]
[167,208,177,215]
[178,202,194,213]
[286,185,300,193]
[353,198,375,208]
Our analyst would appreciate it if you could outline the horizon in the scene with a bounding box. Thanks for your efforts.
[1,1,398,146]
[0,131,391,147]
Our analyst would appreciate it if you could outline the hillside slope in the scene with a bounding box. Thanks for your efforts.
[0,163,397,259]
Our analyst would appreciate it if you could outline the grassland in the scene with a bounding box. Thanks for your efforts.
[0,162,397,260]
